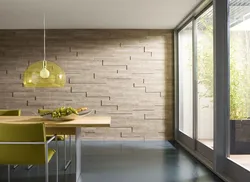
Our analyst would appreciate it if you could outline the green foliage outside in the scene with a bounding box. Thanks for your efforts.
[197,17,248,120]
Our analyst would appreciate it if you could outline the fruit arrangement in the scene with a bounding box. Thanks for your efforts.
[39,106,88,119]
[51,106,78,118]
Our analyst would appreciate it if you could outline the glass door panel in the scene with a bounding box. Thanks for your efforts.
[228,0,250,172]
[178,22,193,138]
[196,6,214,149]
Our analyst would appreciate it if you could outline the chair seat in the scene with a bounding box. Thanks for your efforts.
[46,135,65,141]
[48,149,56,162]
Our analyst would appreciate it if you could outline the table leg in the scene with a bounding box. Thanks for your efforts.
[75,127,81,182]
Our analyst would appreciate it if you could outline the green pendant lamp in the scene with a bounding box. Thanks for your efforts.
[23,15,66,88]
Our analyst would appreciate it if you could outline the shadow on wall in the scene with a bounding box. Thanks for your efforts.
[164,32,174,141]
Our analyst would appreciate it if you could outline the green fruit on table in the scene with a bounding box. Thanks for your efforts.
[50,106,78,118]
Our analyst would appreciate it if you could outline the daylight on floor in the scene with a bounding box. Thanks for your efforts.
[0,0,249,182]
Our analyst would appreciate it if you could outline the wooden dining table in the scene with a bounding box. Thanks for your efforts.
[0,115,111,182]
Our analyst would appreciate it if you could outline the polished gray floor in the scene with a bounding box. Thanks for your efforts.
[0,141,224,182]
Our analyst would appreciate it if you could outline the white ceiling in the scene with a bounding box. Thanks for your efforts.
[0,0,201,29]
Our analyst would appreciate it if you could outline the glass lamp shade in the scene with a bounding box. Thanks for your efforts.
[23,60,66,87]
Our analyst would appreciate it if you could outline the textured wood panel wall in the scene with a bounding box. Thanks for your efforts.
[0,30,174,141]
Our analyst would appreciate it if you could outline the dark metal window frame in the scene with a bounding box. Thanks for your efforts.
[174,0,250,181]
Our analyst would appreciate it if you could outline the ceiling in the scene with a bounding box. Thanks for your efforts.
[0,0,201,29]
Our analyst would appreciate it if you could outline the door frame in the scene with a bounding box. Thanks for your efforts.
[175,0,214,162]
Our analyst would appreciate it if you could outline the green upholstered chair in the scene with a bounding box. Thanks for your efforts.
[0,110,21,169]
[38,109,72,170]
[0,122,58,182]
[38,109,65,140]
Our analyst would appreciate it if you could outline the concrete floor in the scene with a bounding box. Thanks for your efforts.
[0,141,224,182]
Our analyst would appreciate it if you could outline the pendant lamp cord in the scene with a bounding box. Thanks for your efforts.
[43,13,46,68]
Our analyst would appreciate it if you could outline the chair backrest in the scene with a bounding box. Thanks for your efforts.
[0,110,21,116]
[0,122,46,165]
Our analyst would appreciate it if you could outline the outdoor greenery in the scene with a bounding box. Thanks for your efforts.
[197,16,249,120]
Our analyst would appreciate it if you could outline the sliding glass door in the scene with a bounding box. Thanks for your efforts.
[176,0,250,181]
[177,6,214,160]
